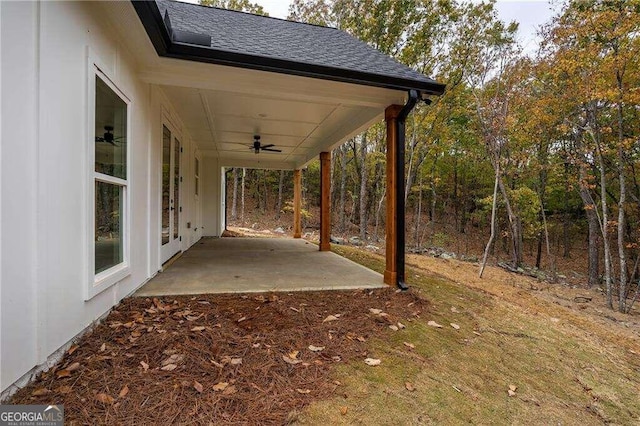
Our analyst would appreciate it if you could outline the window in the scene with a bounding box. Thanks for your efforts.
[88,66,130,298]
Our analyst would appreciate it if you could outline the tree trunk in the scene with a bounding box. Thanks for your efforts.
[276,170,285,218]
[359,133,368,242]
[339,146,347,232]
[497,174,522,266]
[241,168,246,224]
[415,174,423,248]
[594,134,613,309]
[231,168,238,220]
[480,169,500,278]
[616,69,628,312]
[374,185,386,242]
[563,160,571,257]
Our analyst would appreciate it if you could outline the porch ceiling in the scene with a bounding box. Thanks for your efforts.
[152,62,403,170]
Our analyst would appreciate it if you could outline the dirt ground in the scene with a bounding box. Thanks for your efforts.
[9,288,425,425]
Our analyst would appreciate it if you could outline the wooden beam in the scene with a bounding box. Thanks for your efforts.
[319,152,331,251]
[384,105,403,285]
[293,169,302,238]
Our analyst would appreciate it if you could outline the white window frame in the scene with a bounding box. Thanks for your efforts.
[85,52,132,300]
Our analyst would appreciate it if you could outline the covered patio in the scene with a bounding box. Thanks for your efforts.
[135,237,384,296]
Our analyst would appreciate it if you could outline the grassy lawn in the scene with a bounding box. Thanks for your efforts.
[297,246,640,425]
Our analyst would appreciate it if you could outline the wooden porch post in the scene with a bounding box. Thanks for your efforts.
[293,169,302,238]
[319,151,331,251]
[384,105,403,285]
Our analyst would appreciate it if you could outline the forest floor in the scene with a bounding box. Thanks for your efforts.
[9,228,640,424]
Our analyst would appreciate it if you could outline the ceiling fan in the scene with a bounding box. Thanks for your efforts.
[95,125,124,146]
[250,135,281,154]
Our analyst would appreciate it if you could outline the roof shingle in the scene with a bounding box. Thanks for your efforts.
[143,0,444,94]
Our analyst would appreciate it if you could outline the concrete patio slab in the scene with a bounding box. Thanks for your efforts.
[134,237,385,296]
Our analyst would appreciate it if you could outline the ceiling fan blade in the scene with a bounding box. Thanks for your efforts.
[261,144,275,149]
[262,148,282,152]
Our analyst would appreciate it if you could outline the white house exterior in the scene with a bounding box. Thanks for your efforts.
[0,0,443,396]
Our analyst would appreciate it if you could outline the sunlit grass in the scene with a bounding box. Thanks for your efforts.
[296,246,640,425]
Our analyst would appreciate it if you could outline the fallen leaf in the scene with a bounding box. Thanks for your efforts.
[282,355,302,365]
[66,363,80,372]
[100,343,106,352]
[288,350,300,359]
[290,307,300,312]
[389,325,399,331]
[508,384,517,397]
[397,322,406,329]
[95,393,115,404]
[403,342,415,349]
[508,389,516,397]
[68,345,79,355]
[119,385,129,398]
[450,323,460,330]
[237,317,247,323]
[186,314,203,321]
[296,388,311,394]
[31,388,51,396]
[323,314,340,323]
[193,381,204,393]
[509,384,517,391]
[356,336,366,342]
[210,359,224,368]
[405,382,415,392]
[191,326,205,332]
[230,357,242,365]
[308,345,325,352]
[222,385,237,395]
[252,343,261,348]
[212,382,229,392]
[364,358,381,366]
[56,370,71,378]
[161,354,184,367]
[140,361,149,371]
[197,300,210,305]
[161,364,177,371]
[340,406,349,416]
[427,320,444,328]
[369,308,383,315]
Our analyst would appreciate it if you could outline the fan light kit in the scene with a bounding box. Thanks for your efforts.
[251,135,281,154]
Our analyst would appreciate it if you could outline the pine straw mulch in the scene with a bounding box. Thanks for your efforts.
[10,288,426,425]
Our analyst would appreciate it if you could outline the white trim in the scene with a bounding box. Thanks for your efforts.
[85,49,132,300]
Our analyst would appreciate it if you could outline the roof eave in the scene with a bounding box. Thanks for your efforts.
[132,1,446,96]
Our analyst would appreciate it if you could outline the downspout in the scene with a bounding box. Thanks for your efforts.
[395,89,420,290]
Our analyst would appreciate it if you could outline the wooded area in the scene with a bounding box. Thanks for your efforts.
[211,0,640,313]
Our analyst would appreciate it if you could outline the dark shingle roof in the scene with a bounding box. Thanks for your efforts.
[133,0,445,94]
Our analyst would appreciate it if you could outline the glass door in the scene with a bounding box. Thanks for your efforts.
[161,124,181,264]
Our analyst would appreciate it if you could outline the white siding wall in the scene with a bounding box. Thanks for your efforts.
[0,1,40,392]
[0,2,217,393]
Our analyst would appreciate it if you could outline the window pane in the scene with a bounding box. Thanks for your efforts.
[173,138,180,240]
[95,181,123,274]
[162,126,171,245]
[95,76,127,179]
